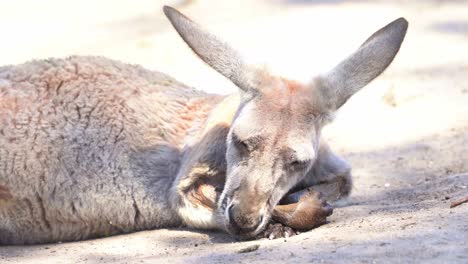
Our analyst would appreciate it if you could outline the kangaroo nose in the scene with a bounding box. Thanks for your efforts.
[228,204,263,235]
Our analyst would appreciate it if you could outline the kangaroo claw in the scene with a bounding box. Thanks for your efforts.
[257,222,299,240]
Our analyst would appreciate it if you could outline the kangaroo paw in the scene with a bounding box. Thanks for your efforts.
[272,188,333,231]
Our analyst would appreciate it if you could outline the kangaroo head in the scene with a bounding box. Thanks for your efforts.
[164,6,408,238]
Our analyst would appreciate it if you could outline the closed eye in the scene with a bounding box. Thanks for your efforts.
[232,133,249,151]
[289,159,311,170]
[231,133,263,152]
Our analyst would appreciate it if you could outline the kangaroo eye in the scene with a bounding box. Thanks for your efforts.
[232,133,249,152]
[232,133,263,153]
[236,139,249,151]
[290,160,301,166]
[289,159,309,170]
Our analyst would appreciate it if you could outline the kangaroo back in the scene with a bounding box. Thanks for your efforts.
[0,56,220,244]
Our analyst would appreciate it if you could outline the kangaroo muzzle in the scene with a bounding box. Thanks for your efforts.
[227,203,265,235]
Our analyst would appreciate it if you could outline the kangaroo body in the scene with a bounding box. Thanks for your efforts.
[0,7,407,244]
[0,57,210,243]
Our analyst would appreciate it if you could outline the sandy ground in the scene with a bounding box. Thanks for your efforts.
[0,0,467,263]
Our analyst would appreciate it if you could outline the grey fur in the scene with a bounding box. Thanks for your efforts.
[0,7,407,244]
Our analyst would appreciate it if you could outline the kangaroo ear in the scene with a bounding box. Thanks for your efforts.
[163,6,258,92]
[317,18,408,110]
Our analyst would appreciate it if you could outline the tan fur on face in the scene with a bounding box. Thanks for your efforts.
[220,76,324,237]
[257,75,324,116]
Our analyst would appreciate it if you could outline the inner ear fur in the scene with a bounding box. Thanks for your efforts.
[317,17,408,110]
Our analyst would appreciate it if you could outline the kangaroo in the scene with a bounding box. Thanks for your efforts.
[0,6,407,244]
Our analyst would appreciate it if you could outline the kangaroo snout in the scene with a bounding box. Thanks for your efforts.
[226,202,266,237]
[227,205,263,234]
